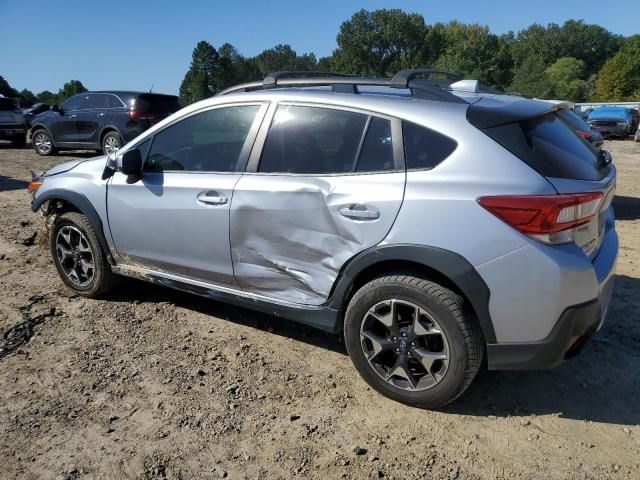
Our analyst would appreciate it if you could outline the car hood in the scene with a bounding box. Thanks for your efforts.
[44,156,105,176]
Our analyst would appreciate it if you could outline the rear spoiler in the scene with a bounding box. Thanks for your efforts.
[467,98,558,129]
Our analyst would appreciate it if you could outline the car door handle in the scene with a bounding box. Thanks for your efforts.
[69,114,77,118]
[97,112,105,117]
[339,204,380,220]
[197,191,227,206]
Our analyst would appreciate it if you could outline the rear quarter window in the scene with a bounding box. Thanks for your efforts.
[402,121,457,170]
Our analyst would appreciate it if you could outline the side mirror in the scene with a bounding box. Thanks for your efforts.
[51,104,60,113]
[119,149,143,176]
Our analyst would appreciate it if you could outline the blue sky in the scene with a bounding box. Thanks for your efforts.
[1,0,638,95]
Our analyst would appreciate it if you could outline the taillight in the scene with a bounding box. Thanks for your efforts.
[478,193,603,244]
[129,110,156,123]
[576,130,592,141]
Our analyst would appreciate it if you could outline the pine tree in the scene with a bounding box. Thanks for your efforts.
[179,41,219,105]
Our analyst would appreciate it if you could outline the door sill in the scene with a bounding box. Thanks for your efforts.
[111,264,341,333]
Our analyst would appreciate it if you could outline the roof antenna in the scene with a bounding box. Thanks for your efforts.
[149,84,154,92]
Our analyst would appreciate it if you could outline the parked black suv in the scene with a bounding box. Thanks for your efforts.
[0,97,28,147]
[30,91,180,156]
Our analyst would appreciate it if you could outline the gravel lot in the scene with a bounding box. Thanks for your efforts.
[0,140,639,480]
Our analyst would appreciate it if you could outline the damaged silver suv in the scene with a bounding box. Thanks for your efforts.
[30,70,618,408]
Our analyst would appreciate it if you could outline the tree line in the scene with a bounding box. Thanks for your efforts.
[2,9,639,108]
[179,10,640,105]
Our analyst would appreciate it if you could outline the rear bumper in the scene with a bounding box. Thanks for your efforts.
[0,127,26,139]
[486,299,602,369]
[590,124,628,137]
[486,228,617,370]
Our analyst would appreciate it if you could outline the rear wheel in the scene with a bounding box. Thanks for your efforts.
[101,131,122,156]
[32,130,56,156]
[344,275,483,408]
[50,212,115,298]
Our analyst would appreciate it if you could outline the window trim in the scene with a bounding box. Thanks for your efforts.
[245,101,405,176]
[107,94,126,108]
[140,102,269,175]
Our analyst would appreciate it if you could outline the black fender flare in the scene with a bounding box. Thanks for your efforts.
[326,244,496,343]
[31,189,114,264]
[98,125,124,146]
[29,123,56,146]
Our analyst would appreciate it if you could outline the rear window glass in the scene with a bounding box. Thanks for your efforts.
[403,121,457,170]
[521,113,602,181]
[135,94,180,113]
[558,110,591,133]
[356,117,394,172]
[0,98,19,111]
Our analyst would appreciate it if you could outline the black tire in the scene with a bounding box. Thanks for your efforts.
[101,131,122,156]
[12,134,26,148]
[32,129,57,156]
[50,212,116,298]
[344,275,483,409]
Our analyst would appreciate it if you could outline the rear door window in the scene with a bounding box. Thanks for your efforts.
[258,105,396,174]
[61,95,85,111]
[85,94,108,109]
[521,113,602,181]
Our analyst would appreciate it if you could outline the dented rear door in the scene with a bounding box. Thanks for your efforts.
[230,103,405,306]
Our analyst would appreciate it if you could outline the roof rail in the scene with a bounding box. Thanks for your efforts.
[216,68,468,104]
[390,69,462,89]
[263,71,355,87]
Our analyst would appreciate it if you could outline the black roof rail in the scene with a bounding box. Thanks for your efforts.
[263,71,355,87]
[390,69,462,88]
[216,68,468,104]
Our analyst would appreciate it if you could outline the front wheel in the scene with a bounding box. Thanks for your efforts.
[50,212,116,298]
[344,275,483,409]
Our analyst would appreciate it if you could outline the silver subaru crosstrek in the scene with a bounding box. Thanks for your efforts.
[29,70,618,408]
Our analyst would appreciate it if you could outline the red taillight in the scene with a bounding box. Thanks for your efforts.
[478,193,603,239]
[129,110,156,123]
[576,130,592,141]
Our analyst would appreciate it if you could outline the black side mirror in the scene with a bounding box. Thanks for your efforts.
[120,149,143,176]
[52,104,60,113]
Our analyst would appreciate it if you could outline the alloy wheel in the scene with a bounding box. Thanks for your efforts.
[360,299,450,391]
[55,226,95,287]
[33,132,52,155]
[103,136,120,156]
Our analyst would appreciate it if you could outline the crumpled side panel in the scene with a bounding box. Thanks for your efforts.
[230,173,405,305]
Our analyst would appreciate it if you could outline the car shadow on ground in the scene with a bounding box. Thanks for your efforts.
[109,278,346,355]
[613,195,640,221]
[0,175,28,192]
[446,274,640,426]
[108,274,639,425]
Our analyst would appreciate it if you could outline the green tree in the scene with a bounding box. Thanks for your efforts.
[545,57,587,101]
[179,41,219,105]
[594,52,640,101]
[0,75,19,98]
[36,90,57,105]
[255,44,298,74]
[18,89,36,107]
[432,22,513,89]
[509,54,552,98]
[332,9,432,76]
[57,80,87,103]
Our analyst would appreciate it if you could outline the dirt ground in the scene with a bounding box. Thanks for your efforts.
[0,139,638,480]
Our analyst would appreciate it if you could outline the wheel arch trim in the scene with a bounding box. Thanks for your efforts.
[326,244,496,343]
[30,124,57,147]
[31,189,114,264]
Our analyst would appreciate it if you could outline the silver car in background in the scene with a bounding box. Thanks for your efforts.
[29,70,618,408]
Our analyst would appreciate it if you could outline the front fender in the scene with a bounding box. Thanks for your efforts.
[32,189,114,264]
